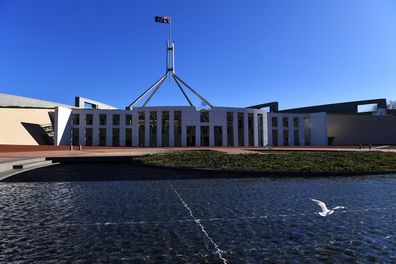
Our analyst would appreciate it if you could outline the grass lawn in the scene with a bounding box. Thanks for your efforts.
[133,150,396,175]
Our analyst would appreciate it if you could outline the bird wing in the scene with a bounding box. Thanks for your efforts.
[332,206,345,210]
[310,198,329,212]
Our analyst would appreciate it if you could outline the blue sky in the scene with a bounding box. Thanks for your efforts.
[0,0,395,109]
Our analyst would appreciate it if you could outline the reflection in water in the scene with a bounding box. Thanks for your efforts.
[1,174,396,262]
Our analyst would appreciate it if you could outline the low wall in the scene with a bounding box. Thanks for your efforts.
[328,115,396,145]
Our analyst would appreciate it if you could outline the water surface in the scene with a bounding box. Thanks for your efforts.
[1,167,396,263]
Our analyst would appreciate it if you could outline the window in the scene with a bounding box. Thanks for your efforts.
[162,111,169,147]
[271,117,277,127]
[200,126,209,146]
[200,110,209,123]
[214,126,222,146]
[293,117,299,128]
[99,128,106,146]
[113,114,120,126]
[112,128,120,146]
[248,113,254,146]
[86,114,93,125]
[72,114,80,125]
[125,128,132,147]
[174,111,182,147]
[125,115,132,126]
[85,128,93,146]
[186,126,196,146]
[282,117,288,128]
[72,128,79,146]
[238,112,244,146]
[149,111,157,147]
[227,112,234,146]
[99,114,106,126]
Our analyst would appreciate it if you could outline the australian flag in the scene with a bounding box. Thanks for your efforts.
[155,16,170,24]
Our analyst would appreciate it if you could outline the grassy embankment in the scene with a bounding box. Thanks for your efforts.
[133,150,396,175]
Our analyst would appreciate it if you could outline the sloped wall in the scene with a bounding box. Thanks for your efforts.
[0,108,54,145]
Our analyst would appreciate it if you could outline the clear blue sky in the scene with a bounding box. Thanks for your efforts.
[1,0,395,109]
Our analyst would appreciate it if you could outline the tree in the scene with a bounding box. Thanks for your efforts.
[388,100,396,109]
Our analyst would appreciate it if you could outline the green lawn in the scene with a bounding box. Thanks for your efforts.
[133,150,396,175]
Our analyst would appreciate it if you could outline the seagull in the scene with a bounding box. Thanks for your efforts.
[310,198,346,217]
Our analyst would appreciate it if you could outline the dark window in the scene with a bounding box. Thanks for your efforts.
[112,128,120,146]
[125,115,132,126]
[86,114,93,125]
[149,111,157,147]
[162,111,169,147]
[214,126,223,146]
[283,117,288,128]
[186,126,195,146]
[200,110,209,123]
[271,117,277,127]
[113,114,120,126]
[227,112,234,146]
[138,112,145,147]
[174,111,182,147]
[125,128,132,147]
[200,126,209,146]
[72,114,80,125]
[293,117,299,127]
[99,114,106,126]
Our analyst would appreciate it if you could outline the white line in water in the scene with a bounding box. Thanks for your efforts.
[170,184,227,264]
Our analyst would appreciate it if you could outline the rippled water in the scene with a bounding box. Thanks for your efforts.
[1,167,396,263]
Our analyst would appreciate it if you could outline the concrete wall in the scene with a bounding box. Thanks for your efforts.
[54,107,72,146]
[328,115,396,145]
[0,93,73,108]
[0,108,54,145]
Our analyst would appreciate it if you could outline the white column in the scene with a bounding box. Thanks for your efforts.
[157,110,162,147]
[233,112,238,146]
[244,112,249,146]
[132,111,139,147]
[254,112,258,147]
[93,113,99,146]
[169,111,174,147]
[145,111,149,147]
[288,115,294,146]
[299,117,305,146]
[106,113,112,146]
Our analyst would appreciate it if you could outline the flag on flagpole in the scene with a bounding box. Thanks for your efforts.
[155,16,170,24]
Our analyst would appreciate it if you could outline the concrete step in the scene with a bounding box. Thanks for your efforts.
[13,160,53,170]
[0,161,59,182]
[0,158,46,172]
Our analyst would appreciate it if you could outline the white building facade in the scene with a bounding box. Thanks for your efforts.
[54,106,328,147]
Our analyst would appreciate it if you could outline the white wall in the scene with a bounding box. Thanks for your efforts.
[54,106,72,146]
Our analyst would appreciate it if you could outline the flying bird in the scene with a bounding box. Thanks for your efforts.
[310,198,346,217]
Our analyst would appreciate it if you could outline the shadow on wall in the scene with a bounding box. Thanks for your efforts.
[21,122,53,145]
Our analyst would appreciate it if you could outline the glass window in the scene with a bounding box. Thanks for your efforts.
[85,128,93,146]
[149,111,157,147]
[227,112,234,146]
[99,128,106,146]
[113,114,120,126]
[283,117,288,128]
[86,114,93,125]
[162,111,169,147]
[214,126,222,146]
[271,117,277,127]
[200,110,209,123]
[238,112,244,146]
[125,128,132,147]
[293,117,299,127]
[174,111,182,147]
[200,126,209,146]
[125,114,132,126]
[99,114,106,126]
[248,113,254,146]
[72,114,80,125]
[186,126,196,147]
[112,128,120,146]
